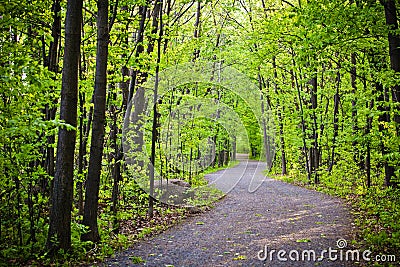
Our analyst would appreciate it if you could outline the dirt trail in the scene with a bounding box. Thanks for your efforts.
[101,154,355,266]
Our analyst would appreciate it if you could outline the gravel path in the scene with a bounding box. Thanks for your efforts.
[101,154,356,266]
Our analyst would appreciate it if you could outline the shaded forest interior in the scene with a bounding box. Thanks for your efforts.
[1,0,400,264]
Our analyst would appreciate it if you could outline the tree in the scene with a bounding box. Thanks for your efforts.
[148,0,163,217]
[43,0,61,181]
[382,0,400,187]
[81,0,110,242]
[47,0,83,253]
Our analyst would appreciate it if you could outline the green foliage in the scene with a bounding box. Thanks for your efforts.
[130,255,146,264]
[3,0,400,264]
[355,188,400,255]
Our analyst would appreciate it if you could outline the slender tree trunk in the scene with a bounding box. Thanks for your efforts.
[309,69,319,183]
[41,0,61,193]
[193,0,201,60]
[366,98,374,188]
[350,53,360,167]
[272,57,287,175]
[163,0,172,53]
[47,0,83,253]
[291,53,310,181]
[127,3,148,102]
[81,0,109,242]
[328,62,341,172]
[260,82,270,165]
[149,0,164,217]
[377,81,393,187]
[110,92,122,233]
[126,0,159,171]
[77,92,88,216]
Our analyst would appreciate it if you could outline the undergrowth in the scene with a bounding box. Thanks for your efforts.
[270,162,400,266]
[1,161,233,266]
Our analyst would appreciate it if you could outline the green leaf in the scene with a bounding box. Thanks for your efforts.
[296,239,311,243]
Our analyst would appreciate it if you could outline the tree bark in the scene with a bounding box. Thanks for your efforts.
[309,71,319,183]
[350,53,360,167]
[272,57,287,175]
[127,2,148,102]
[328,61,341,173]
[291,52,310,181]
[365,97,374,188]
[82,0,109,242]
[125,0,153,170]
[42,0,61,192]
[149,0,164,217]
[77,92,89,216]
[47,0,83,253]
[382,0,400,187]
[193,0,201,60]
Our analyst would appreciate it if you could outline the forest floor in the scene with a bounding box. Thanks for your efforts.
[99,154,358,266]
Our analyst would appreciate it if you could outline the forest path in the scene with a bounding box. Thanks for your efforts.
[101,154,355,266]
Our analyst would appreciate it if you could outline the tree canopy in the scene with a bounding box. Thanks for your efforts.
[1,0,399,264]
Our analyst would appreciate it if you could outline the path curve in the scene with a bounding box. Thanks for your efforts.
[102,154,355,266]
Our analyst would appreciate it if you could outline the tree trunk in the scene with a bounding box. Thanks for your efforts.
[382,0,400,187]
[193,0,201,60]
[77,92,89,216]
[350,53,360,167]
[110,90,122,233]
[127,2,148,102]
[272,57,287,175]
[365,98,374,188]
[376,79,393,186]
[309,71,319,183]
[81,0,109,242]
[194,0,201,40]
[41,0,61,193]
[328,63,341,172]
[291,52,310,181]
[149,0,164,217]
[47,0,83,253]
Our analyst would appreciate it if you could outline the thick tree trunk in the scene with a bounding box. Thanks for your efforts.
[47,0,83,253]
[82,0,109,243]
[382,0,400,187]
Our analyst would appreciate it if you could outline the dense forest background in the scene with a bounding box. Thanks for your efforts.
[1,0,400,264]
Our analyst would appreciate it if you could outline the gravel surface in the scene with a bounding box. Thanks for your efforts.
[100,154,356,266]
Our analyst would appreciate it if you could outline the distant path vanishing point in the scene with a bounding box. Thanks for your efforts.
[101,154,355,266]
